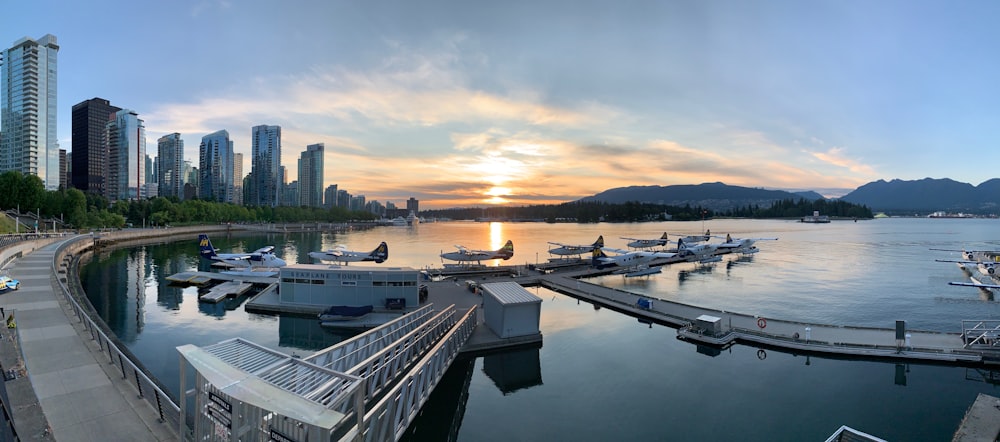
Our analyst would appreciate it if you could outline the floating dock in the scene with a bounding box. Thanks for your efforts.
[199,281,253,303]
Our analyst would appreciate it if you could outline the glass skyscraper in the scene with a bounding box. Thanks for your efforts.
[106,109,146,201]
[199,130,233,203]
[298,143,324,208]
[0,34,60,190]
[251,125,281,207]
[157,133,184,199]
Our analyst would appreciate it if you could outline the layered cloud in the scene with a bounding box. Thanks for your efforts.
[141,40,879,209]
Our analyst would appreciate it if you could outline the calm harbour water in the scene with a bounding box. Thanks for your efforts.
[80,218,1000,441]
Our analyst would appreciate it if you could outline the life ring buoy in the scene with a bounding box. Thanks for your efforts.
[757,318,767,329]
[757,349,766,360]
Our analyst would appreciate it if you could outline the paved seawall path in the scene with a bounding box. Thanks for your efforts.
[1,238,176,441]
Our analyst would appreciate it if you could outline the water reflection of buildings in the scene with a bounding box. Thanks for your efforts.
[86,247,147,343]
[155,245,190,310]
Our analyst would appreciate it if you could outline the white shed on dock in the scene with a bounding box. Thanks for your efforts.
[480,282,541,339]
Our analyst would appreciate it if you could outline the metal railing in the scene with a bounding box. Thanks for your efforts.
[347,305,477,442]
[52,236,182,430]
[341,306,458,404]
[305,304,437,370]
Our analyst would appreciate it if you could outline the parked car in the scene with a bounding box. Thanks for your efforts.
[0,276,20,291]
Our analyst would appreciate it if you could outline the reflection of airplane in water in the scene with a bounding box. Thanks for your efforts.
[548,236,604,256]
[309,242,388,265]
[620,233,670,249]
[678,264,715,284]
[440,240,514,265]
[198,234,286,275]
[591,247,676,277]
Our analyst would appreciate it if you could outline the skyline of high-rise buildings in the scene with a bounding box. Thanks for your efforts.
[1,33,417,214]
[0,34,60,190]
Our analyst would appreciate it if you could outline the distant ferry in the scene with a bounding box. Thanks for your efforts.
[928,211,974,218]
[800,211,830,223]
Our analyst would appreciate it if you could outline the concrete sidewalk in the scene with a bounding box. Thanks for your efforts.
[0,239,177,441]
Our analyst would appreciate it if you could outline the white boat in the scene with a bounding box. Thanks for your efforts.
[406,211,420,226]
[390,216,407,226]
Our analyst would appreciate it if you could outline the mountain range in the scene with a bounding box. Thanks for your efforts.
[580,179,1000,214]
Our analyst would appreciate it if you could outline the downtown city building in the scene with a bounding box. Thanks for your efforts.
[199,130,234,203]
[250,125,281,207]
[106,109,146,201]
[0,34,61,190]
[157,133,184,199]
[298,143,324,208]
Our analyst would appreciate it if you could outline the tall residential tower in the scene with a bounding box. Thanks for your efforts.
[0,35,60,189]
[250,125,281,207]
[157,133,184,199]
[106,109,146,201]
[199,130,233,203]
[298,143,324,208]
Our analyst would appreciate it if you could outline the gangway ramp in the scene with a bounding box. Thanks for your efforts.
[179,303,478,441]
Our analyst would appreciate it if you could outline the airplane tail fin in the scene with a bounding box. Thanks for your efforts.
[677,238,688,253]
[198,234,217,259]
[499,240,514,259]
[660,232,669,240]
[594,235,604,248]
[591,247,609,267]
[370,242,389,263]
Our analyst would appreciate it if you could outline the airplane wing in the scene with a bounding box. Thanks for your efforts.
[935,259,978,264]
[649,251,677,259]
[949,281,1000,289]
[252,246,275,254]
[601,247,632,255]
[547,241,570,247]
[619,237,640,241]
[323,249,345,257]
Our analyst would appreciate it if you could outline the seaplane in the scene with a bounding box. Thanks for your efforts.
[440,240,514,265]
[674,238,723,265]
[620,233,671,249]
[672,229,713,244]
[714,234,778,255]
[591,247,676,277]
[309,242,388,265]
[548,235,604,257]
[198,234,286,276]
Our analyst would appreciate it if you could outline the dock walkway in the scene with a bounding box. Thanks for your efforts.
[0,237,176,441]
[533,272,987,363]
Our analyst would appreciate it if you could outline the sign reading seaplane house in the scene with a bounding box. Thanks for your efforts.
[278,264,419,308]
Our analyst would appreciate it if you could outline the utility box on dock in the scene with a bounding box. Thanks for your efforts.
[480,282,541,339]
[695,315,722,335]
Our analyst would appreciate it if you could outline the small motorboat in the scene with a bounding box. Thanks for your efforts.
[318,305,374,322]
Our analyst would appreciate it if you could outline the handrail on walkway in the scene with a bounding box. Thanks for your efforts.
[52,235,183,433]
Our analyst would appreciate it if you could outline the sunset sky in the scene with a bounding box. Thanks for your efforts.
[7,1,1000,208]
